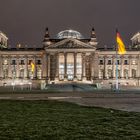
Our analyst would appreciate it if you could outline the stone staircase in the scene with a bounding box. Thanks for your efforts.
[46,83,97,92]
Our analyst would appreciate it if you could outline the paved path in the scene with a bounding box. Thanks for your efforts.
[0,93,140,112]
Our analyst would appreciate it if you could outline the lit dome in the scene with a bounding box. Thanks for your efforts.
[57,30,83,39]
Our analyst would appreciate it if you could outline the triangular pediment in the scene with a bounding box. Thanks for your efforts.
[46,38,95,49]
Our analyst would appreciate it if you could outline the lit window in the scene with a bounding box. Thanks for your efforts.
[132,60,136,65]
[3,59,8,65]
[76,53,82,80]
[99,69,104,79]
[67,53,74,81]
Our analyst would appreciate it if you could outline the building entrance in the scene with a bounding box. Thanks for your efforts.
[67,63,74,80]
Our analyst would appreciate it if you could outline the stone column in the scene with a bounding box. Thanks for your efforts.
[55,53,59,81]
[91,53,94,81]
[137,55,140,77]
[64,53,67,80]
[82,53,86,80]
[74,52,77,80]
[104,56,107,79]
[129,56,132,78]
[42,53,47,79]
[112,56,115,78]
[33,56,37,79]
[47,54,50,80]
[137,55,140,85]
[93,52,99,80]
[24,56,28,79]
[0,55,3,79]
[16,57,19,78]
[8,57,12,78]
[121,56,124,78]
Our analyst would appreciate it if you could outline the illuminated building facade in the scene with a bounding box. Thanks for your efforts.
[0,28,140,87]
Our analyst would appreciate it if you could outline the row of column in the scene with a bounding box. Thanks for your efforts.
[0,55,38,79]
[103,56,139,78]
[43,52,90,81]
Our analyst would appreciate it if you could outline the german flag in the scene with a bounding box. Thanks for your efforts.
[116,29,126,55]
[30,61,35,72]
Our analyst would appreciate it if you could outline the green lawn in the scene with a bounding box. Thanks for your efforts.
[0,100,140,140]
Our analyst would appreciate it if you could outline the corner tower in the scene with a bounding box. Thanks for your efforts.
[0,31,8,48]
[89,27,98,46]
[43,27,51,47]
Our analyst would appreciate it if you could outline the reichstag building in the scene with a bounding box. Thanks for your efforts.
[0,28,140,87]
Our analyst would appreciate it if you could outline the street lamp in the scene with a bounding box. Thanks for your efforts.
[29,82,32,90]
[11,82,15,91]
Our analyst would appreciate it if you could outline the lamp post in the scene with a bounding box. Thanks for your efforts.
[29,81,32,90]
[11,82,15,91]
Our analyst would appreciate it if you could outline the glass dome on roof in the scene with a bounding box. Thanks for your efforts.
[57,30,83,39]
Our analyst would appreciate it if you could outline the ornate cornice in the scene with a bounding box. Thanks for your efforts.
[45,38,96,50]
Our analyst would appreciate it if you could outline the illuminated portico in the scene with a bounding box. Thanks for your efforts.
[42,28,98,83]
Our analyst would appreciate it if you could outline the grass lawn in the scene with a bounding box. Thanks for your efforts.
[0,100,140,140]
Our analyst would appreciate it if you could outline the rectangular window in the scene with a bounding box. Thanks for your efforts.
[108,60,112,65]
[117,60,120,65]
[28,60,32,65]
[124,60,128,65]
[12,60,16,65]
[37,60,41,65]
[99,59,103,65]
[20,60,24,65]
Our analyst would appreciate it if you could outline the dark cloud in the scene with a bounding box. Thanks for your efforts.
[0,0,139,47]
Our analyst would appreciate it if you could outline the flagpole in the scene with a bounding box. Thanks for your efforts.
[115,29,126,92]
[115,44,119,91]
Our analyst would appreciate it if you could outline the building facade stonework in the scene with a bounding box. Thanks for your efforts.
[0,28,140,87]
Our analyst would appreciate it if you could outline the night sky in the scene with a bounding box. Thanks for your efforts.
[0,0,139,47]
